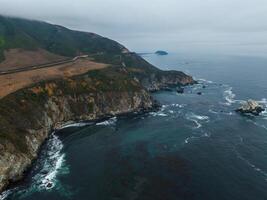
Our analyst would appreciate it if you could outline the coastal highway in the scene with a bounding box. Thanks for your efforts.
[0,55,89,75]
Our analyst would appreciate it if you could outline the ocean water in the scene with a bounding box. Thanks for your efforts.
[2,53,267,200]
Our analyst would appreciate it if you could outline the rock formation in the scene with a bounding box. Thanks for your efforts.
[0,16,196,193]
[236,100,265,116]
[0,68,157,191]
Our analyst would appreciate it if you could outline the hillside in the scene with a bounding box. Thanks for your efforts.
[0,16,127,61]
[0,15,195,192]
[0,15,195,94]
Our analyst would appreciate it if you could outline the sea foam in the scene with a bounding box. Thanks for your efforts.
[186,113,210,129]
[0,133,68,199]
[96,117,117,126]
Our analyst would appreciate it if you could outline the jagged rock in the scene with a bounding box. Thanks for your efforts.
[46,182,53,189]
[176,87,184,94]
[236,100,265,116]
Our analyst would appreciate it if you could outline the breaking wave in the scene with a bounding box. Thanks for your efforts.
[60,122,91,129]
[186,113,210,129]
[150,111,168,117]
[32,133,68,191]
[0,191,12,200]
[223,87,236,106]
[197,78,214,84]
[184,132,210,144]
[0,133,69,199]
[96,117,117,126]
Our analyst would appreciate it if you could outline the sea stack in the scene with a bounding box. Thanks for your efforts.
[155,50,168,55]
[236,100,265,116]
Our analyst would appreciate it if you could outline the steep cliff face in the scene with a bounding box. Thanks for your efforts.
[132,70,195,91]
[0,16,196,193]
[0,68,155,192]
[121,53,195,91]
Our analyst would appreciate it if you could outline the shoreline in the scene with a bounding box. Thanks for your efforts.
[0,102,161,196]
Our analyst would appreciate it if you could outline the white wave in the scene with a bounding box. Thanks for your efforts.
[96,117,117,126]
[32,133,67,191]
[258,98,267,105]
[186,113,209,129]
[184,132,210,145]
[184,136,197,144]
[0,133,68,199]
[202,132,210,137]
[261,109,267,115]
[150,112,168,117]
[187,113,209,121]
[171,103,186,108]
[197,78,214,84]
[0,190,12,200]
[192,119,202,128]
[223,87,236,105]
[208,109,220,114]
[60,122,90,129]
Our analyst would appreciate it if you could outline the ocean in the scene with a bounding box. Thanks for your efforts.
[2,52,267,200]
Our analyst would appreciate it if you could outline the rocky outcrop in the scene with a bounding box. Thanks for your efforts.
[0,68,156,192]
[0,54,196,193]
[176,87,184,94]
[0,16,196,193]
[155,51,168,55]
[236,100,265,116]
[120,53,195,92]
[130,69,195,92]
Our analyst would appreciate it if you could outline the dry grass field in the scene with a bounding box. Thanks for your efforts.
[0,49,67,70]
[0,58,108,98]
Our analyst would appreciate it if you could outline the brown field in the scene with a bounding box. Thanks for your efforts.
[0,48,67,70]
[0,58,108,98]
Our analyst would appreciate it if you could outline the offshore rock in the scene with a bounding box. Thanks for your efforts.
[236,100,265,116]
[176,87,184,94]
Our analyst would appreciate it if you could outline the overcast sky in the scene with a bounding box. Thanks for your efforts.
[1,0,267,56]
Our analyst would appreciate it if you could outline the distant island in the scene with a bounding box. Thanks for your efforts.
[155,50,168,55]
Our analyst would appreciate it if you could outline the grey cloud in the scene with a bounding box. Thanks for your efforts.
[1,0,267,55]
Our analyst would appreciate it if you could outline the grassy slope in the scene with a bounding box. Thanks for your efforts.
[0,16,126,61]
[0,16,174,75]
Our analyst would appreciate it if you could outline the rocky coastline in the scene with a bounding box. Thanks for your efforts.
[0,15,195,194]
[0,66,194,193]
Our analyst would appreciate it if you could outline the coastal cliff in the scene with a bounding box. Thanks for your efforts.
[0,16,195,193]
[0,67,156,191]
[90,52,195,91]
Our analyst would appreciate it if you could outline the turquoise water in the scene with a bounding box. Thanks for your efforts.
[2,53,267,200]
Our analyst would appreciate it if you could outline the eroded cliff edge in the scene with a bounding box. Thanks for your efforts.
[0,67,154,191]
[0,16,195,193]
[0,66,194,192]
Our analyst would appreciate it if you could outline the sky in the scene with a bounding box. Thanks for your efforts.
[1,0,267,56]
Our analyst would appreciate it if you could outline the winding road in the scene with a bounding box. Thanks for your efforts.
[0,55,89,75]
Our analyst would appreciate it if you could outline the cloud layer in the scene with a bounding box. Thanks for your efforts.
[1,0,267,55]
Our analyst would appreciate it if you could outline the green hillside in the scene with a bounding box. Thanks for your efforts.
[0,15,126,61]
